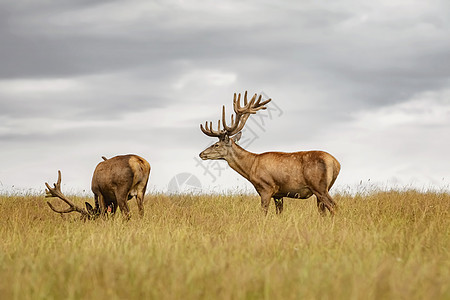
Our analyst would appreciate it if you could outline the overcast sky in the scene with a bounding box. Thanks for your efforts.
[1,0,449,195]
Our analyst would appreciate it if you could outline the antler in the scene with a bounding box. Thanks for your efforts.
[200,119,227,138]
[200,91,272,138]
[223,91,272,136]
[45,170,89,219]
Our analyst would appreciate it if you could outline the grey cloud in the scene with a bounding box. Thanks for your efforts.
[0,93,171,121]
[2,0,448,113]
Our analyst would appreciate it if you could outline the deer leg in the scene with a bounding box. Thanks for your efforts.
[97,194,107,216]
[307,177,337,216]
[113,189,130,220]
[316,198,326,216]
[260,194,271,215]
[274,197,284,214]
[136,190,145,218]
[94,194,99,211]
[117,199,131,220]
[312,191,335,216]
[111,200,118,214]
[325,191,338,211]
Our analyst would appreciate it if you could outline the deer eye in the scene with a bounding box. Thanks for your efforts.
[214,144,219,148]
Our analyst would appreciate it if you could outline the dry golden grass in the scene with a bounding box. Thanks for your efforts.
[0,191,449,299]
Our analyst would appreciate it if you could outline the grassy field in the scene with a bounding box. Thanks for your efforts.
[0,190,449,300]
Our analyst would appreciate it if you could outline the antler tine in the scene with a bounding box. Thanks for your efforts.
[234,92,258,114]
[200,119,225,138]
[249,95,271,113]
[229,114,250,136]
[233,92,243,106]
[55,169,61,187]
[254,94,272,109]
[255,94,262,106]
[222,105,236,132]
[200,122,214,137]
[240,93,271,114]
[45,170,88,217]
[45,170,64,199]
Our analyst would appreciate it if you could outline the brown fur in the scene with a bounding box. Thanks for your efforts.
[91,154,150,219]
[200,137,340,215]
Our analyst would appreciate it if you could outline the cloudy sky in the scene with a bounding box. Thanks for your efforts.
[1,0,449,195]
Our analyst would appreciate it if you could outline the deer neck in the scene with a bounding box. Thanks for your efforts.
[225,141,257,181]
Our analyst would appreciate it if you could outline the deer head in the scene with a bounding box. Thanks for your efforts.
[199,91,271,160]
[45,170,98,220]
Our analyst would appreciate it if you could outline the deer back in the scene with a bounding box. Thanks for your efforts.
[92,154,150,196]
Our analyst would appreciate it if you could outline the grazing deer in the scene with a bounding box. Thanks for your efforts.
[45,154,151,220]
[199,92,341,215]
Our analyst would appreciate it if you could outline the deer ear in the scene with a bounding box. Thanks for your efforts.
[85,202,95,215]
[232,132,242,143]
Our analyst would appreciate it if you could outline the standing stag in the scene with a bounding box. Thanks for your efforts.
[199,92,341,215]
[45,154,150,220]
